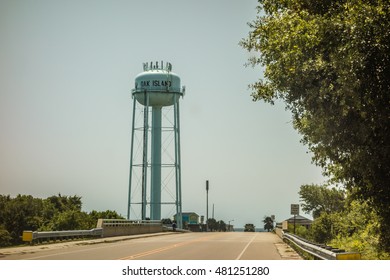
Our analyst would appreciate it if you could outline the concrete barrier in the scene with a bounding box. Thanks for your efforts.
[274,227,283,239]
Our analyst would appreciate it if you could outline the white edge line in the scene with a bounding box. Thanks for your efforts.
[235,233,258,260]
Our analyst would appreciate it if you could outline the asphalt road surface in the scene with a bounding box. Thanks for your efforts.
[0,232,301,260]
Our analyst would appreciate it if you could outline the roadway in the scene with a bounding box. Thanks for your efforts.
[0,232,301,260]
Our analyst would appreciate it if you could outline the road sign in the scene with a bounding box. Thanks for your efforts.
[291,204,300,215]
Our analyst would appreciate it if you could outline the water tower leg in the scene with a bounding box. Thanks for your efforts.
[174,96,183,229]
[127,96,137,220]
[141,93,149,221]
[151,106,162,220]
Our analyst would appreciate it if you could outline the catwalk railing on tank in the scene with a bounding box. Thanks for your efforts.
[22,219,167,243]
[131,86,185,94]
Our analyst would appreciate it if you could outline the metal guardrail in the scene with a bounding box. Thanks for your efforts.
[282,231,361,260]
[22,228,103,242]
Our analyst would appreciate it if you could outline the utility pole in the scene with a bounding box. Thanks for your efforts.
[206,180,209,231]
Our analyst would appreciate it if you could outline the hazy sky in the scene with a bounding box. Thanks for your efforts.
[0,0,325,228]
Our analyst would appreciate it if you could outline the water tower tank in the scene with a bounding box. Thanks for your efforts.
[133,61,182,107]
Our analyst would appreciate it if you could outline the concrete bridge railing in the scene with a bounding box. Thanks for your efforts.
[97,219,163,237]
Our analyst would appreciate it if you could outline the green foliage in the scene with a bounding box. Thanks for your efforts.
[0,226,12,247]
[0,194,123,247]
[241,0,390,251]
[48,210,91,231]
[299,184,345,218]
[207,218,218,231]
[0,195,44,243]
[308,212,339,244]
[207,218,228,232]
[87,210,124,229]
[329,200,390,259]
[263,216,274,232]
[287,224,310,239]
[294,199,389,259]
[47,194,82,212]
[89,210,123,220]
[217,220,227,232]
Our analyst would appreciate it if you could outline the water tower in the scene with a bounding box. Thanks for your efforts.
[128,61,185,228]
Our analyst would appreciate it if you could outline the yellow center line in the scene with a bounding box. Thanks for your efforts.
[118,235,216,260]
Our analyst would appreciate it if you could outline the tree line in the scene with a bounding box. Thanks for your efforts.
[0,194,123,247]
[296,184,389,259]
[241,0,390,254]
[206,218,228,232]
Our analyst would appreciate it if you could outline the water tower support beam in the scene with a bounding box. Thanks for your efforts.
[150,106,162,220]
[141,92,150,220]
[127,95,137,220]
[174,93,183,229]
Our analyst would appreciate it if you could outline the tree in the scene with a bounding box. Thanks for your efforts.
[0,195,44,243]
[0,194,126,247]
[263,216,274,232]
[0,195,11,229]
[241,0,390,250]
[0,226,12,247]
[88,210,123,220]
[48,210,91,231]
[330,200,390,259]
[217,220,227,232]
[47,194,82,212]
[299,184,345,218]
[207,218,218,231]
[87,210,124,228]
[309,212,336,244]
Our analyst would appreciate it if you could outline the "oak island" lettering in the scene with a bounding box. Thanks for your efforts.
[140,80,172,87]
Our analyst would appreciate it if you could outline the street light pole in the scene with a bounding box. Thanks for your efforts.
[206,180,209,232]
[228,220,234,232]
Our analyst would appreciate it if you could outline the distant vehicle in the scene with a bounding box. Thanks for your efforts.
[244,223,255,232]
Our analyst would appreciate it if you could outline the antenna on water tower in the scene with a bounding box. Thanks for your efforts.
[128,61,185,229]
